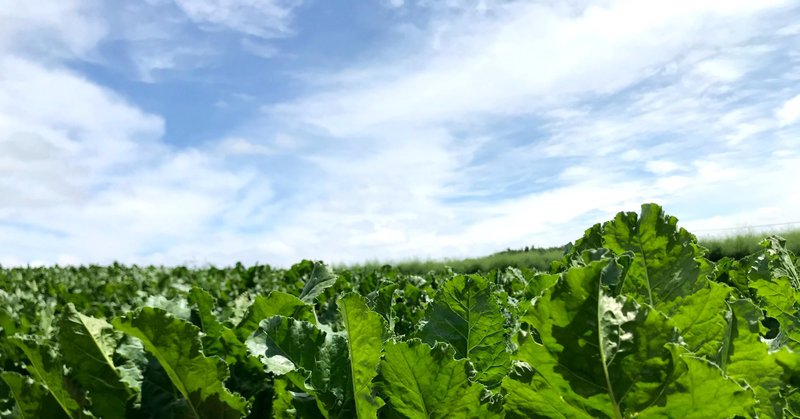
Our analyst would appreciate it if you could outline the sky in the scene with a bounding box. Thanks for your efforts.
[1,0,800,267]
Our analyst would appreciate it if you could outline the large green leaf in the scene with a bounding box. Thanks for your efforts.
[114,307,247,419]
[366,282,398,334]
[745,236,800,350]
[235,292,316,341]
[569,204,732,360]
[601,203,708,307]
[0,371,70,419]
[667,281,732,359]
[720,299,786,418]
[11,337,83,418]
[245,316,326,376]
[246,316,350,417]
[748,236,800,288]
[338,294,385,418]
[248,296,386,419]
[298,262,338,304]
[188,287,224,339]
[189,287,272,410]
[310,334,356,418]
[512,258,678,418]
[58,304,136,418]
[502,358,593,418]
[418,274,510,386]
[378,340,496,419]
[641,344,754,418]
[774,349,800,416]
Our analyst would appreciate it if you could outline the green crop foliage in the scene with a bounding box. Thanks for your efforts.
[2,204,799,418]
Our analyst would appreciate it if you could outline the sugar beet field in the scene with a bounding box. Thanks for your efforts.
[2,204,800,418]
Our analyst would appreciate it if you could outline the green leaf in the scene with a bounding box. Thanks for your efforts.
[640,344,754,418]
[270,378,327,419]
[271,377,294,419]
[667,281,732,359]
[502,358,594,419]
[570,204,733,360]
[188,287,271,407]
[378,340,496,419]
[601,203,708,307]
[246,316,326,376]
[114,307,247,419]
[513,258,678,418]
[310,334,355,418]
[749,236,800,288]
[188,287,224,338]
[248,297,386,418]
[720,299,786,418]
[338,294,386,418]
[235,292,316,341]
[298,262,338,304]
[744,236,800,350]
[115,336,147,398]
[774,349,800,416]
[366,282,398,334]
[58,304,136,418]
[140,356,194,419]
[11,337,83,418]
[0,371,70,419]
[419,274,510,386]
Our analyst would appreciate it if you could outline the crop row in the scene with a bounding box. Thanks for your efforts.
[1,204,799,418]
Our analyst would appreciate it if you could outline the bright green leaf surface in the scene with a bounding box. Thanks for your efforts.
[338,294,386,418]
[667,281,732,359]
[516,258,677,418]
[602,204,708,307]
[235,292,316,341]
[58,304,135,418]
[721,299,786,418]
[419,274,510,386]
[641,344,753,418]
[114,307,247,419]
[246,316,326,376]
[378,340,496,419]
[188,287,224,338]
[298,262,338,304]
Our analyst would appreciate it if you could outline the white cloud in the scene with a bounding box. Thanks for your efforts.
[0,57,164,208]
[385,0,405,9]
[0,55,274,265]
[0,0,107,59]
[272,0,793,136]
[217,137,275,155]
[776,94,800,126]
[131,44,214,83]
[692,58,746,83]
[645,160,682,175]
[172,0,302,38]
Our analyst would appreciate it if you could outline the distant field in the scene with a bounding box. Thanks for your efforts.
[700,228,800,261]
[345,228,800,274]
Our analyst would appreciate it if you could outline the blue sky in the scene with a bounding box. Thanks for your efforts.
[2,0,800,267]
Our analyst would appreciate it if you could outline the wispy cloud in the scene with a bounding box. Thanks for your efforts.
[172,0,302,38]
[0,0,107,60]
[777,94,800,127]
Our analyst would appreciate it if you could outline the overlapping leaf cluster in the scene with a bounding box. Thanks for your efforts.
[1,204,799,418]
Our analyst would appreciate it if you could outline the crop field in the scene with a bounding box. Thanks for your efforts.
[1,203,799,418]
